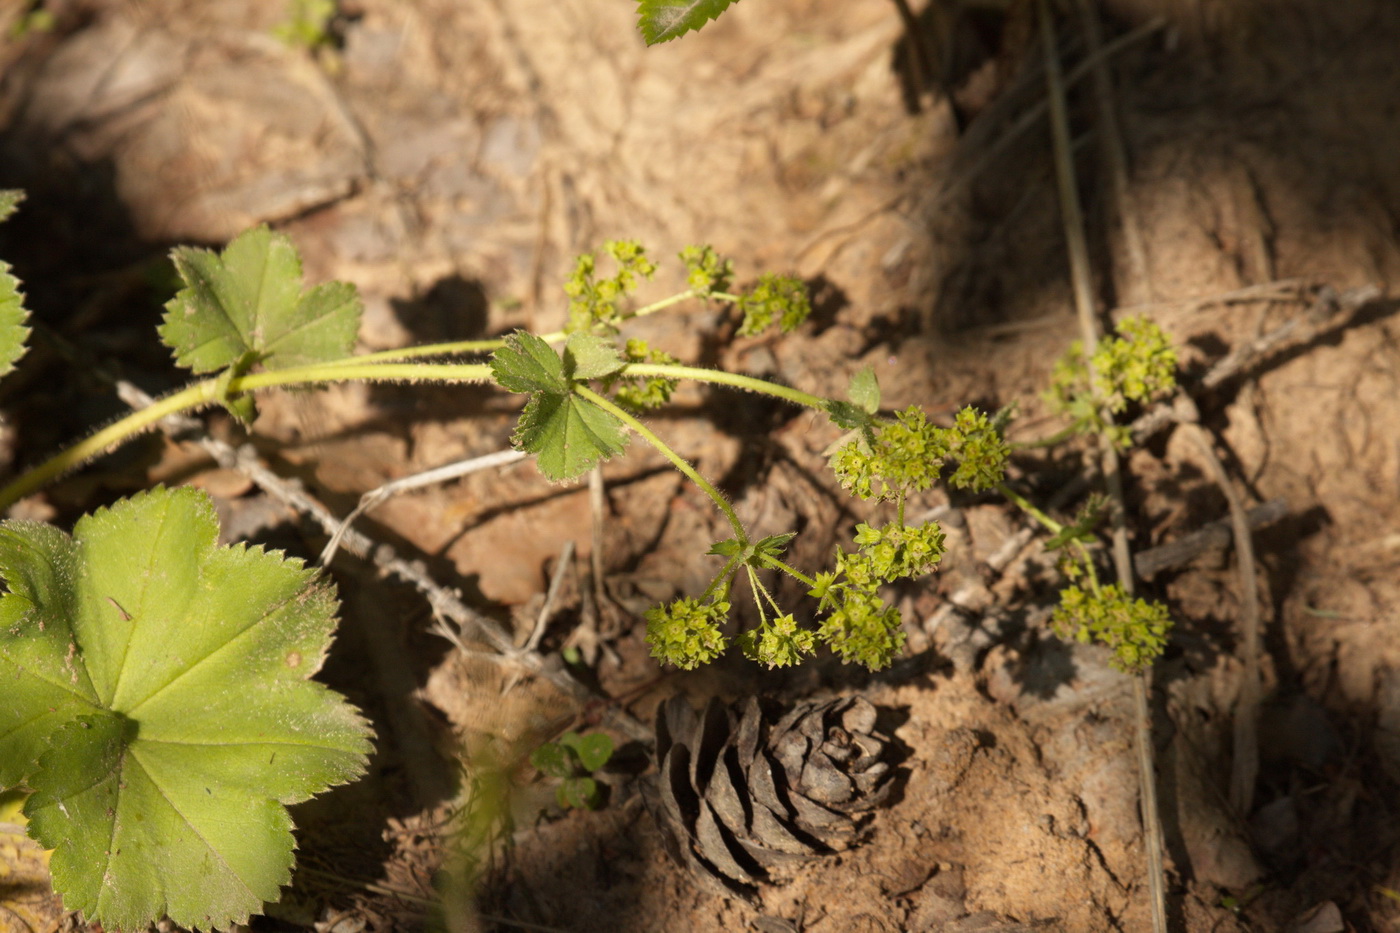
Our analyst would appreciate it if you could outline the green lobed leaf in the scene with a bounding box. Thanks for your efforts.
[0,191,31,381]
[824,399,873,432]
[0,260,30,382]
[530,742,573,779]
[847,366,880,414]
[560,731,613,772]
[160,225,361,375]
[636,0,738,44]
[0,486,373,931]
[564,333,626,380]
[706,538,743,558]
[513,391,628,481]
[557,775,601,810]
[752,533,796,562]
[494,332,629,482]
[491,331,569,395]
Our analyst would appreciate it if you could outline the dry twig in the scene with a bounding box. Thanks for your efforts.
[1134,499,1287,580]
[1171,395,1265,815]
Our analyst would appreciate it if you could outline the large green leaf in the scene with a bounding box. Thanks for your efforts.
[0,487,373,931]
[491,332,628,482]
[0,190,30,380]
[636,0,738,44]
[160,224,361,375]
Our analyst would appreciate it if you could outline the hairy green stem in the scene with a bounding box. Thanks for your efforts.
[762,556,816,589]
[237,361,492,389]
[324,289,705,367]
[701,558,742,603]
[1012,424,1080,450]
[745,564,780,622]
[624,363,827,410]
[997,482,1064,534]
[997,481,1099,589]
[574,385,748,546]
[0,361,493,510]
[0,380,222,509]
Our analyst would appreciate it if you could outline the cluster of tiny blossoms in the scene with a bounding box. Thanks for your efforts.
[1047,315,1177,449]
[645,400,1003,671]
[593,244,1179,678]
[1051,583,1172,674]
[564,239,658,333]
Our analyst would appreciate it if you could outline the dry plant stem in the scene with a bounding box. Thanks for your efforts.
[887,0,935,105]
[1129,283,1381,442]
[504,539,576,696]
[1116,278,1307,316]
[1173,395,1264,814]
[1038,3,1167,930]
[1037,1,1135,583]
[112,382,650,743]
[1074,0,1153,299]
[529,539,575,655]
[320,449,528,565]
[924,17,1166,213]
[1135,498,1287,579]
[589,466,608,606]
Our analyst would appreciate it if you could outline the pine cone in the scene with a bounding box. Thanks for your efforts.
[643,694,895,902]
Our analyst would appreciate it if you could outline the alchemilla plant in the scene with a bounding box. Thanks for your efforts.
[0,183,1178,926]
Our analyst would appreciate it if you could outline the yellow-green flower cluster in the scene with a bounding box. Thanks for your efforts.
[737,273,810,336]
[564,240,657,333]
[680,244,734,295]
[738,614,817,669]
[645,596,730,670]
[1050,582,1172,674]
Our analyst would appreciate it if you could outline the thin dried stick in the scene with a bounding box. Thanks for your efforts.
[1037,3,1167,929]
[1116,278,1308,316]
[1172,395,1264,815]
[926,17,1166,212]
[1134,498,1287,580]
[504,540,576,696]
[528,539,575,655]
[1074,0,1152,300]
[320,449,527,566]
[1129,284,1381,443]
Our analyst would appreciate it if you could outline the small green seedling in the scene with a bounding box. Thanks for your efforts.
[273,0,342,55]
[7,2,54,40]
[529,732,615,810]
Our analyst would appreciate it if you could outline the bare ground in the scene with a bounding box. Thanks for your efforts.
[2,1,1400,931]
